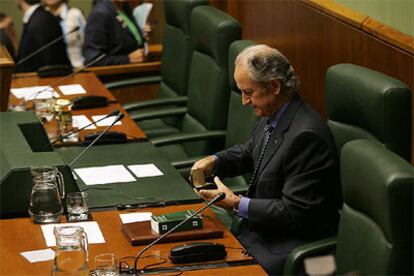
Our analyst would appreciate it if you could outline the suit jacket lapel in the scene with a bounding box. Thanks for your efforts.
[256,95,303,176]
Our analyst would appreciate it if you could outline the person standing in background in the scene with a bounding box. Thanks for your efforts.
[15,0,70,72]
[43,0,86,68]
[83,0,146,66]
[0,13,19,59]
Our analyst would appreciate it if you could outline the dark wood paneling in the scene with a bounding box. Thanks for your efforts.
[232,0,413,162]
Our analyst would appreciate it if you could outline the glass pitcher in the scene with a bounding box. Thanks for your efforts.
[28,166,65,223]
[53,226,89,276]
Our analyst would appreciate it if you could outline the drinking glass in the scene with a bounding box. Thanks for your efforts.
[94,253,120,276]
[60,121,80,143]
[66,192,89,221]
[34,97,55,122]
[8,97,26,111]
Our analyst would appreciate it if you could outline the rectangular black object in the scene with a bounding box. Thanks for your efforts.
[83,131,127,145]
[169,242,227,264]
[194,182,218,191]
[71,95,108,110]
[0,112,78,218]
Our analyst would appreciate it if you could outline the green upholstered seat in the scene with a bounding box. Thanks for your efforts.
[336,140,413,274]
[283,140,413,275]
[326,63,411,161]
[284,139,414,275]
[283,64,412,274]
[121,0,208,137]
[136,6,241,161]
[151,40,256,194]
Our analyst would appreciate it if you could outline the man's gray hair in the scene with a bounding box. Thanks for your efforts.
[235,45,300,96]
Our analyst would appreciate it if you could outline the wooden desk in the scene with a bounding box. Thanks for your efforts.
[10,72,146,144]
[0,204,264,275]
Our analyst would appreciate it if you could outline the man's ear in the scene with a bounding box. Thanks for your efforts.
[270,80,281,95]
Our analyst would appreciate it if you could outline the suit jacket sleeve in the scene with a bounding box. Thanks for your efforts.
[83,11,129,66]
[248,131,337,231]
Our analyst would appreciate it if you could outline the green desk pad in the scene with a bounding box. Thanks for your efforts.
[56,142,200,209]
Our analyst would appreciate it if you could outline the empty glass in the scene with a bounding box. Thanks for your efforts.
[8,97,26,112]
[66,192,89,222]
[94,253,120,276]
[28,166,65,223]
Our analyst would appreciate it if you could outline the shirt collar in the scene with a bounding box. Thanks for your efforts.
[268,101,290,129]
[23,4,40,24]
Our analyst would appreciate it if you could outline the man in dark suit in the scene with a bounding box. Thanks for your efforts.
[16,0,70,72]
[192,45,342,275]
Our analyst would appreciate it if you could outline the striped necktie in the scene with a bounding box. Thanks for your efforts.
[247,123,273,197]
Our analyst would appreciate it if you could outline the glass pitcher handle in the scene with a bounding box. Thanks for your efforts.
[56,171,65,199]
[82,231,89,261]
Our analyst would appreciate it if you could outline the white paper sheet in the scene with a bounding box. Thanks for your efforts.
[92,115,122,126]
[128,164,163,178]
[11,86,59,100]
[72,115,96,129]
[133,3,152,55]
[120,212,153,224]
[133,3,153,29]
[74,165,136,185]
[41,221,105,247]
[20,248,55,263]
[58,84,87,95]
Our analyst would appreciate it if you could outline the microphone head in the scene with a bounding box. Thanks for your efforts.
[107,109,120,117]
[212,192,226,203]
[117,112,125,121]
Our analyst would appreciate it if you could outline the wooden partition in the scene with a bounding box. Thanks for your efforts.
[212,0,414,163]
[90,44,162,104]
[12,44,163,105]
[0,45,15,112]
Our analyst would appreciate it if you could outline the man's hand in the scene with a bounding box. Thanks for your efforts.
[198,177,240,211]
[191,156,216,179]
[128,48,145,63]
[143,23,152,41]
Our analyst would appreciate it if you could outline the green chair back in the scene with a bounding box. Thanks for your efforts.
[159,0,208,98]
[337,139,413,275]
[326,63,411,161]
[181,5,241,156]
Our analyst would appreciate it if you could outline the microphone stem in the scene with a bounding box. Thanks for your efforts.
[46,111,118,148]
[133,200,216,274]
[29,54,106,101]
[68,119,114,167]
[16,27,78,67]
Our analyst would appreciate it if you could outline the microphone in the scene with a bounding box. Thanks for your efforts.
[68,112,125,167]
[44,109,120,148]
[132,192,226,275]
[28,54,106,101]
[15,26,80,68]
